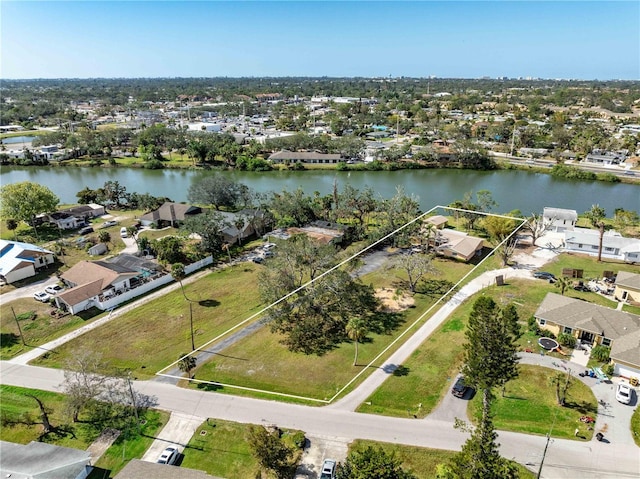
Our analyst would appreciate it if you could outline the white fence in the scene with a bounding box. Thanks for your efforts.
[184,255,214,274]
[98,275,174,310]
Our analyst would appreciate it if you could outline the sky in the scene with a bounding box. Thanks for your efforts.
[1,1,638,80]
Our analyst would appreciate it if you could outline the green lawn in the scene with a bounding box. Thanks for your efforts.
[180,419,302,478]
[470,365,598,440]
[0,298,105,360]
[347,439,535,479]
[632,406,640,447]
[33,266,264,379]
[357,260,623,418]
[0,384,168,478]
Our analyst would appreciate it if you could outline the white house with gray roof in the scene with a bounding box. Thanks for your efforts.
[542,207,577,233]
[563,228,640,262]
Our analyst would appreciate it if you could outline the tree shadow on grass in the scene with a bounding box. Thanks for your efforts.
[1,332,20,348]
[198,299,220,307]
[368,311,404,335]
[196,382,223,392]
[563,400,598,415]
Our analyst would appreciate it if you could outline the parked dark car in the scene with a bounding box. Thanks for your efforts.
[79,226,94,235]
[533,271,556,283]
[452,376,469,398]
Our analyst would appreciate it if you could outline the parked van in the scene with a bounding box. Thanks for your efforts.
[120,227,128,238]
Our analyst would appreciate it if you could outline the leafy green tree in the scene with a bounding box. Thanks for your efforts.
[0,181,59,239]
[337,445,417,479]
[76,186,99,204]
[246,425,295,479]
[154,236,185,264]
[5,218,18,240]
[188,175,249,210]
[181,211,230,255]
[98,230,111,245]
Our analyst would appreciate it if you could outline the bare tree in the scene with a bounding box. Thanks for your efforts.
[390,252,437,293]
[524,213,554,245]
[62,351,110,422]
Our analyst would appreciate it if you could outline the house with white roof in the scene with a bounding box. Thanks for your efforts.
[564,228,640,262]
[0,240,55,284]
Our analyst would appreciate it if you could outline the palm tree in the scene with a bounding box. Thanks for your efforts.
[177,354,197,379]
[172,263,195,350]
[346,317,368,366]
[555,276,572,296]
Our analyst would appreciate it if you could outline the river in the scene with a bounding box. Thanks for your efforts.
[1,166,638,214]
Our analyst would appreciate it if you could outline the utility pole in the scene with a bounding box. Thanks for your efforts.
[189,302,195,351]
[536,433,551,479]
[11,307,26,346]
[127,371,140,433]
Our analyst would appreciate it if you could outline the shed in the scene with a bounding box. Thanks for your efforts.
[88,243,108,256]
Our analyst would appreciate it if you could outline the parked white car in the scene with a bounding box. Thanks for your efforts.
[616,383,632,405]
[33,291,51,302]
[120,227,128,238]
[45,284,64,295]
[157,446,179,465]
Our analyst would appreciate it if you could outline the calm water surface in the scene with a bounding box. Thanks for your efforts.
[1,166,638,214]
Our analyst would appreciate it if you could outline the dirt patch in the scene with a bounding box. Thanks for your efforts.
[375,288,415,312]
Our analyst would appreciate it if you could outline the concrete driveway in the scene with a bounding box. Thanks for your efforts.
[0,276,60,302]
[294,435,349,479]
[141,412,204,463]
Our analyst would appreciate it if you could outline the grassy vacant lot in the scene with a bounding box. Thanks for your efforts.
[187,254,496,401]
[0,298,103,360]
[470,365,598,440]
[347,439,536,479]
[0,385,168,477]
[34,265,264,379]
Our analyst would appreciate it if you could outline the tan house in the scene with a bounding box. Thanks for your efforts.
[425,215,448,229]
[535,293,640,379]
[56,255,165,314]
[614,271,640,305]
[431,229,484,262]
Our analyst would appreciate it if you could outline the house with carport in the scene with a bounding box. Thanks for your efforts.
[0,240,56,284]
[534,292,640,380]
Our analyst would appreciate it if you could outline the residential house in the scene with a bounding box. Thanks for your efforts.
[60,204,106,220]
[614,271,640,304]
[564,228,640,262]
[115,459,222,479]
[543,207,577,233]
[583,149,627,166]
[139,202,203,228]
[56,255,166,314]
[0,240,56,284]
[431,229,484,262]
[48,212,83,230]
[268,150,343,164]
[534,292,640,379]
[0,440,92,479]
[425,215,448,229]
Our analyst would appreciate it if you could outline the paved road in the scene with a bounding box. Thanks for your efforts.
[1,361,638,479]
